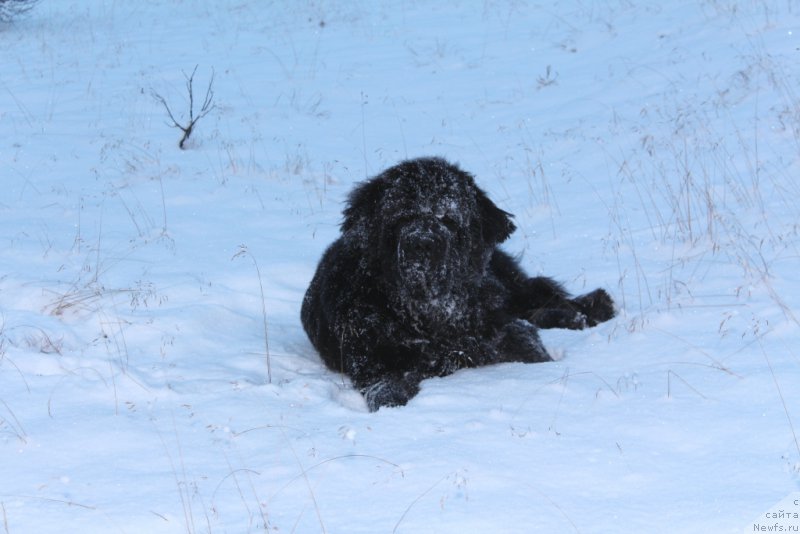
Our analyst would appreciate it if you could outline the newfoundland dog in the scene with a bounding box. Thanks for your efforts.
[302,157,615,410]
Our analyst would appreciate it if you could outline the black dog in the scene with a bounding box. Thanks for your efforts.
[302,157,614,410]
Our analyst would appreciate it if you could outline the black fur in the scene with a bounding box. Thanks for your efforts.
[301,157,615,410]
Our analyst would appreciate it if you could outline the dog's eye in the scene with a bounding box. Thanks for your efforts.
[439,214,459,231]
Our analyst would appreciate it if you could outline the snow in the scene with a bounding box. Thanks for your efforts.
[1,0,799,532]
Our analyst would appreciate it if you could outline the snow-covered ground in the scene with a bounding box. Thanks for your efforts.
[2,1,799,532]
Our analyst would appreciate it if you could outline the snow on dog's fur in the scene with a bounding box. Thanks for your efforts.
[302,157,615,410]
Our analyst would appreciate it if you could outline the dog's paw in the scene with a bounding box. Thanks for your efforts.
[528,308,588,330]
[362,377,419,411]
[572,289,615,326]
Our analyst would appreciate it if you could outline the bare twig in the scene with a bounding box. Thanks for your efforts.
[394,473,457,534]
[1,500,8,534]
[232,245,272,384]
[152,65,216,149]
[0,398,27,443]
[1,495,94,510]
[759,338,800,460]
[153,414,196,534]
[666,370,707,399]
[280,427,326,534]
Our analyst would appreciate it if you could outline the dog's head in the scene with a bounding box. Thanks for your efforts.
[342,158,515,301]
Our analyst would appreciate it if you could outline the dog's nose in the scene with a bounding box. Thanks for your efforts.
[412,234,437,256]
[401,230,444,264]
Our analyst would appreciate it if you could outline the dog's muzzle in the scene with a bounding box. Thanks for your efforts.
[396,223,450,294]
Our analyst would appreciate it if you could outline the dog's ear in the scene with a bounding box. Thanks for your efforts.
[476,187,516,243]
[342,176,385,233]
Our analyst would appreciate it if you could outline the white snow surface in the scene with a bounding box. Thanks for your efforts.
[2,1,799,532]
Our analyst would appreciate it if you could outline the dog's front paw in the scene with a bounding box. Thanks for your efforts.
[362,377,420,411]
[571,289,615,326]
[528,308,588,330]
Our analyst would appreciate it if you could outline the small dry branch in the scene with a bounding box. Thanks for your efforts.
[152,65,216,149]
[232,245,272,384]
